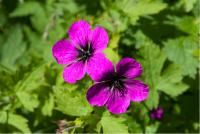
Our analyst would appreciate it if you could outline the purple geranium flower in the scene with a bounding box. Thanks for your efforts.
[86,58,149,114]
[150,107,164,120]
[52,20,110,83]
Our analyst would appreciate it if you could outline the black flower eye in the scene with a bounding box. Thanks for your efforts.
[107,73,127,96]
[78,43,93,61]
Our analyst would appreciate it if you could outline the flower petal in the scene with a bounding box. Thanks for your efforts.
[87,83,111,106]
[156,107,164,119]
[106,91,130,114]
[68,20,91,48]
[90,26,109,52]
[124,80,149,102]
[52,39,78,64]
[116,58,142,78]
[63,61,86,84]
[87,53,115,82]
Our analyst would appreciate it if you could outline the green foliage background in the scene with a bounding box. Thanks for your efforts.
[0,0,199,133]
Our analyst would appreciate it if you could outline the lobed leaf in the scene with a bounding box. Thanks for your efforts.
[163,37,198,78]
[100,112,128,133]
[0,111,31,133]
[54,87,92,116]
[157,65,189,97]
[116,0,167,24]
[10,2,41,17]
[0,25,26,71]
[139,41,166,109]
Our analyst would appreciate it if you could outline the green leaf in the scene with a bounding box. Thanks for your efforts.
[178,0,197,12]
[0,111,31,133]
[146,89,160,110]
[158,83,188,97]
[97,9,129,33]
[163,37,198,78]
[145,122,160,133]
[54,0,80,14]
[104,48,120,64]
[157,65,189,97]
[0,25,26,71]
[140,36,190,107]
[125,115,142,133]
[84,114,101,132]
[10,1,48,32]
[139,42,166,109]
[41,93,54,116]
[109,34,120,49]
[14,65,45,111]
[14,65,45,92]
[141,44,166,86]
[24,26,42,49]
[158,65,183,83]
[166,16,198,36]
[10,2,41,17]
[16,92,39,112]
[100,112,128,134]
[54,87,92,116]
[0,10,7,27]
[116,0,167,24]
[30,6,48,32]
[48,18,66,42]
[134,30,152,49]
[24,25,53,62]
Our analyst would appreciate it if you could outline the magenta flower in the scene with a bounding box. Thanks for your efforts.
[86,58,149,114]
[52,20,109,83]
[150,107,164,120]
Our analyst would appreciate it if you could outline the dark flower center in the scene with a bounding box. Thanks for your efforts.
[78,43,93,61]
[108,73,127,96]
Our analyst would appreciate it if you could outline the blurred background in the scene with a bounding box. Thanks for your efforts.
[0,0,199,133]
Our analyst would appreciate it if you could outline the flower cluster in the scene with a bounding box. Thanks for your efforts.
[52,20,149,114]
[150,107,164,120]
